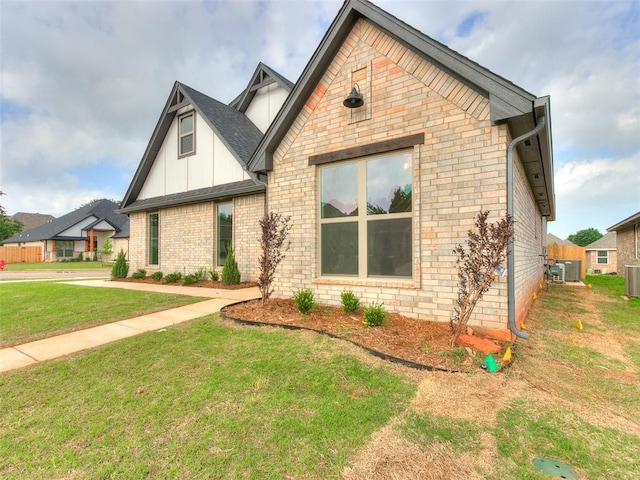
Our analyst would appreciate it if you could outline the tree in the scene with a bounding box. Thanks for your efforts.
[257,212,292,304]
[99,237,113,263]
[450,211,515,347]
[567,228,603,247]
[111,249,129,278]
[221,242,241,285]
[0,191,23,242]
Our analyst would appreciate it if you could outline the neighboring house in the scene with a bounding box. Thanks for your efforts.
[117,63,293,279]
[2,199,129,262]
[608,211,640,278]
[10,212,56,232]
[546,234,575,247]
[584,231,617,274]
[120,0,555,339]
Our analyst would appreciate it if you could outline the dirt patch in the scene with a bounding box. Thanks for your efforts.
[223,298,499,372]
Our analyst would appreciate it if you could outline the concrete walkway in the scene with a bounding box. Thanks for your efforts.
[0,279,260,374]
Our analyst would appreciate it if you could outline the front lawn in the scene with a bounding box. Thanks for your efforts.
[0,317,415,479]
[0,282,206,347]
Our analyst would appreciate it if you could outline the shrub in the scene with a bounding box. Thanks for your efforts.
[293,288,316,314]
[150,271,163,282]
[363,302,386,327]
[193,267,207,282]
[209,270,219,282]
[340,290,360,313]
[257,212,292,304]
[111,250,129,279]
[131,268,147,279]
[163,272,182,284]
[221,242,241,285]
[182,274,195,286]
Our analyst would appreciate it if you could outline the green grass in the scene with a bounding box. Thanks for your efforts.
[495,400,640,480]
[3,261,110,271]
[0,317,415,479]
[0,282,206,347]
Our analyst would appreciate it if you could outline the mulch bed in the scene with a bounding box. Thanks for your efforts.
[223,298,487,372]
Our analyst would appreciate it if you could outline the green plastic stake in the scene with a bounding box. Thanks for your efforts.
[483,354,498,373]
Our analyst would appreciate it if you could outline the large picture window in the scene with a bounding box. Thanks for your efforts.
[217,203,232,267]
[56,240,74,258]
[319,150,413,278]
[178,112,195,156]
[149,213,159,266]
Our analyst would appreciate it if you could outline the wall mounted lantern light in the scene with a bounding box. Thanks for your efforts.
[343,83,364,108]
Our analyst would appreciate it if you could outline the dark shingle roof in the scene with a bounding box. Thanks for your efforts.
[178,83,263,166]
[118,180,264,214]
[2,199,128,244]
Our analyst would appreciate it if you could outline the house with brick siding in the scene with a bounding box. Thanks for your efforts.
[584,231,617,274]
[118,63,293,278]
[248,0,555,339]
[608,211,640,278]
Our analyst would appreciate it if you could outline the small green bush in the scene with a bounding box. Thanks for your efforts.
[182,274,195,286]
[131,268,147,280]
[150,271,163,282]
[340,290,360,313]
[193,267,207,282]
[209,270,219,282]
[363,302,386,327]
[221,242,241,285]
[163,272,182,284]
[111,250,129,279]
[293,288,316,314]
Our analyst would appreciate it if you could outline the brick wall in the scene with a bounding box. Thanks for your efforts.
[616,226,640,277]
[266,18,526,330]
[585,249,617,274]
[233,193,265,282]
[127,196,265,281]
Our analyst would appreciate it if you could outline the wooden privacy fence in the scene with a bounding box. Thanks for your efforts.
[547,244,586,279]
[0,246,42,264]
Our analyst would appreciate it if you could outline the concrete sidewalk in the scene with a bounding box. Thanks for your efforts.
[0,279,260,374]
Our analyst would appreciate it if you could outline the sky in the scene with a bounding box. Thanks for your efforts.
[0,0,638,240]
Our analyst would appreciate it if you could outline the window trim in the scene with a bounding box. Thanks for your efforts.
[148,212,159,266]
[596,250,609,264]
[317,149,414,280]
[178,111,196,158]
[217,202,233,267]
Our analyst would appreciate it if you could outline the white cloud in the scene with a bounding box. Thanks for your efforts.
[0,0,638,236]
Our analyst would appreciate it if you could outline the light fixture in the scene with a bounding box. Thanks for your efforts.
[343,83,364,108]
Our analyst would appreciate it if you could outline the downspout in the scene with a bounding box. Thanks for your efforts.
[506,115,546,339]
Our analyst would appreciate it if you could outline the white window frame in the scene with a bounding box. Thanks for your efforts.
[318,150,413,279]
[596,250,608,264]
[178,111,195,157]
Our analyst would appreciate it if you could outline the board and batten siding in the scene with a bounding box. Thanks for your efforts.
[137,106,249,200]
[245,83,290,133]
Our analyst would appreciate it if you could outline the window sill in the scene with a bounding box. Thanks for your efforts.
[312,276,418,290]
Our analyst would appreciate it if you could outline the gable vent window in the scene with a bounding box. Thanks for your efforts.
[178,112,195,157]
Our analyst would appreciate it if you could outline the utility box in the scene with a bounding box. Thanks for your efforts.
[556,259,582,282]
[625,265,640,298]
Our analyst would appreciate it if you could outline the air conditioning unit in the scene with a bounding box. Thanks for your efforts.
[625,265,640,298]
[556,259,581,282]
[553,263,565,284]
